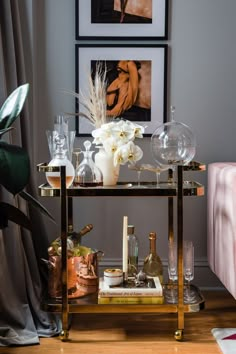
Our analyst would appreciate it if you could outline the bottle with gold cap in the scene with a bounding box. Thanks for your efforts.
[48,224,93,256]
[143,232,163,283]
[127,225,139,277]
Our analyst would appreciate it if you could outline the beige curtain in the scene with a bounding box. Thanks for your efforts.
[0,0,60,346]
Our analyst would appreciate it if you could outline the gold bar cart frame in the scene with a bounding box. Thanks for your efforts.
[37,161,205,342]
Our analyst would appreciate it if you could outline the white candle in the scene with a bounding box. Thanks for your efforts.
[122,216,128,279]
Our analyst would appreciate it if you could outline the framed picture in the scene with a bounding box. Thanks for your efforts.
[75,0,168,40]
[75,44,168,137]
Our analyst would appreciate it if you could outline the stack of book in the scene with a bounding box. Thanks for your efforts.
[98,276,164,304]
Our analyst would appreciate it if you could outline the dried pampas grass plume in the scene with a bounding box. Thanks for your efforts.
[63,62,110,128]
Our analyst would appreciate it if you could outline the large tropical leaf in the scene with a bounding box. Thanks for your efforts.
[19,190,55,223]
[0,83,29,130]
[0,202,31,230]
[0,127,13,138]
[0,141,30,195]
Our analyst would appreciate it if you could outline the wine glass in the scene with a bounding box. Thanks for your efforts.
[166,241,178,303]
[184,240,195,303]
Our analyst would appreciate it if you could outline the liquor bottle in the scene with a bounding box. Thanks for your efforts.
[143,232,163,283]
[127,225,139,277]
[46,133,75,188]
[48,223,93,256]
[74,140,103,187]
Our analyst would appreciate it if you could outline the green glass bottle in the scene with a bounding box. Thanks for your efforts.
[143,232,163,283]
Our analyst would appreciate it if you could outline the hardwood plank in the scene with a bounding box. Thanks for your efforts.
[0,290,235,354]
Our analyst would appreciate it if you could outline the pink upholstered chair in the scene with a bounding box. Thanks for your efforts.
[208,162,236,299]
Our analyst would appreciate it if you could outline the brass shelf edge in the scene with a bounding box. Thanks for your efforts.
[38,181,205,197]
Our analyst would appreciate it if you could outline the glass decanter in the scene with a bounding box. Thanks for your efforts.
[74,140,103,187]
[150,106,196,172]
[46,133,75,188]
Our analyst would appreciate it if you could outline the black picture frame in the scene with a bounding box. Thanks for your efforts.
[75,44,168,137]
[75,0,168,40]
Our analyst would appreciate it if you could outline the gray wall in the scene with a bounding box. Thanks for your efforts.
[35,0,236,289]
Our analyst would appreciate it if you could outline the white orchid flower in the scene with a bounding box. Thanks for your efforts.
[114,141,143,166]
[92,119,145,167]
[92,124,114,144]
[131,122,146,139]
[103,136,122,156]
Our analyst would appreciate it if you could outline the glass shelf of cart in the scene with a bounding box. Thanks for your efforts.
[38,180,204,197]
[41,284,204,314]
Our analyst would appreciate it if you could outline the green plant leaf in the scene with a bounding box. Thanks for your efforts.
[0,202,31,230]
[0,83,29,130]
[0,141,30,194]
[0,127,14,138]
[19,190,55,223]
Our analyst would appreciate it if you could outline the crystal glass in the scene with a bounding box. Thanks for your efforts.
[46,133,75,188]
[128,163,147,188]
[166,241,178,303]
[74,140,103,187]
[54,114,69,134]
[184,240,195,303]
[72,148,82,185]
[150,106,196,182]
[128,163,169,188]
[46,130,75,162]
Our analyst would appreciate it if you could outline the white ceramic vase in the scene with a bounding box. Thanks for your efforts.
[94,147,120,186]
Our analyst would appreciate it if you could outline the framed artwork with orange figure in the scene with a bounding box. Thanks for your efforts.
[75,44,168,136]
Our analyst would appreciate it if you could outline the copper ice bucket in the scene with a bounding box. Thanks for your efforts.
[48,250,103,299]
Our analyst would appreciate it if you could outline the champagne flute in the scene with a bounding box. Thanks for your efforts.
[166,241,178,303]
[184,240,195,303]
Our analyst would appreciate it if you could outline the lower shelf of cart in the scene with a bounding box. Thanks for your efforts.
[41,284,205,314]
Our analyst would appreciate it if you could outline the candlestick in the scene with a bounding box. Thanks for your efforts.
[122,215,128,281]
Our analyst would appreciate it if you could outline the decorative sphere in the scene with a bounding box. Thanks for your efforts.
[150,120,196,167]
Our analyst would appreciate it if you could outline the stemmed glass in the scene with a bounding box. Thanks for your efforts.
[166,241,178,303]
[128,163,147,188]
[128,163,168,188]
[184,240,195,303]
[72,148,81,185]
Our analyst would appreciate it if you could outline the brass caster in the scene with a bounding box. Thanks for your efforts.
[174,329,184,341]
[60,329,69,341]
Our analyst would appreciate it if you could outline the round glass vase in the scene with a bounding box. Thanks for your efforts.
[94,147,120,186]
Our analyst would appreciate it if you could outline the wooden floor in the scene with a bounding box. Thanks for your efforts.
[1,290,235,354]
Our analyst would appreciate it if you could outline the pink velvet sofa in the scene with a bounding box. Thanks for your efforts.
[208,162,236,299]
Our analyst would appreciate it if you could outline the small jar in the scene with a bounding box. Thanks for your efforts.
[104,268,123,287]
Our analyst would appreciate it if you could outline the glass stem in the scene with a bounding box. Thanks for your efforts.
[156,172,160,186]
[137,171,141,187]
[186,280,191,300]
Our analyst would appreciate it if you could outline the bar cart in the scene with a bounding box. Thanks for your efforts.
[37,161,205,341]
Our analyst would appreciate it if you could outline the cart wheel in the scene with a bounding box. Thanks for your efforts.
[60,329,69,341]
[174,329,184,341]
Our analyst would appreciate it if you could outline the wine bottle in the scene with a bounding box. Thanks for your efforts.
[143,232,163,283]
[48,223,93,256]
[68,224,93,247]
[127,225,139,277]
